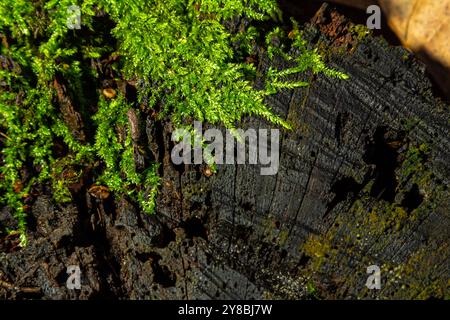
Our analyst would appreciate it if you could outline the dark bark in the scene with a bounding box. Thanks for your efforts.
[0,5,448,300]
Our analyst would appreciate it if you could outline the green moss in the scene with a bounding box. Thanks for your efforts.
[305,281,320,299]
[277,230,289,246]
[0,0,347,245]
[381,246,449,299]
[348,24,371,42]
[302,234,334,270]
[51,156,83,203]
[297,138,448,299]
[401,143,429,175]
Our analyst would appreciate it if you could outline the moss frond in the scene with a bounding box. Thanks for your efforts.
[0,0,347,245]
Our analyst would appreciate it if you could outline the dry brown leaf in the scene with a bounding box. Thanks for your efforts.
[379,0,450,98]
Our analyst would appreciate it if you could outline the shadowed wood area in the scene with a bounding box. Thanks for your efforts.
[1,5,448,299]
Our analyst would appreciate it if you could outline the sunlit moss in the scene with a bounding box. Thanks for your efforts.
[0,0,347,245]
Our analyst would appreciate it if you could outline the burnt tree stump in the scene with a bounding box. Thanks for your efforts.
[1,5,448,299]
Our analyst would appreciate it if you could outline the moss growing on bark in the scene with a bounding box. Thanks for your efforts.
[0,0,347,245]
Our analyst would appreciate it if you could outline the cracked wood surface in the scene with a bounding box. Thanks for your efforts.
[0,5,448,299]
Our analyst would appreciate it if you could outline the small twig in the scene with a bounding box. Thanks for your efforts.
[0,131,10,140]
[0,279,41,294]
[19,286,41,294]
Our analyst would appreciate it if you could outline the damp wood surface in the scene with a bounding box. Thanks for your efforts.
[0,5,448,299]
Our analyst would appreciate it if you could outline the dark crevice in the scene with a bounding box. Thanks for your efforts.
[151,222,176,248]
[149,252,177,288]
[401,184,424,213]
[326,176,363,213]
[180,216,208,241]
[363,126,405,202]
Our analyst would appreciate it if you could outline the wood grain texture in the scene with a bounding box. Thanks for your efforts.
[1,5,448,300]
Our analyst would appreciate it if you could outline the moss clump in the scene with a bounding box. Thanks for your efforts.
[348,24,371,42]
[297,138,448,299]
[1,0,347,245]
[302,234,333,263]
